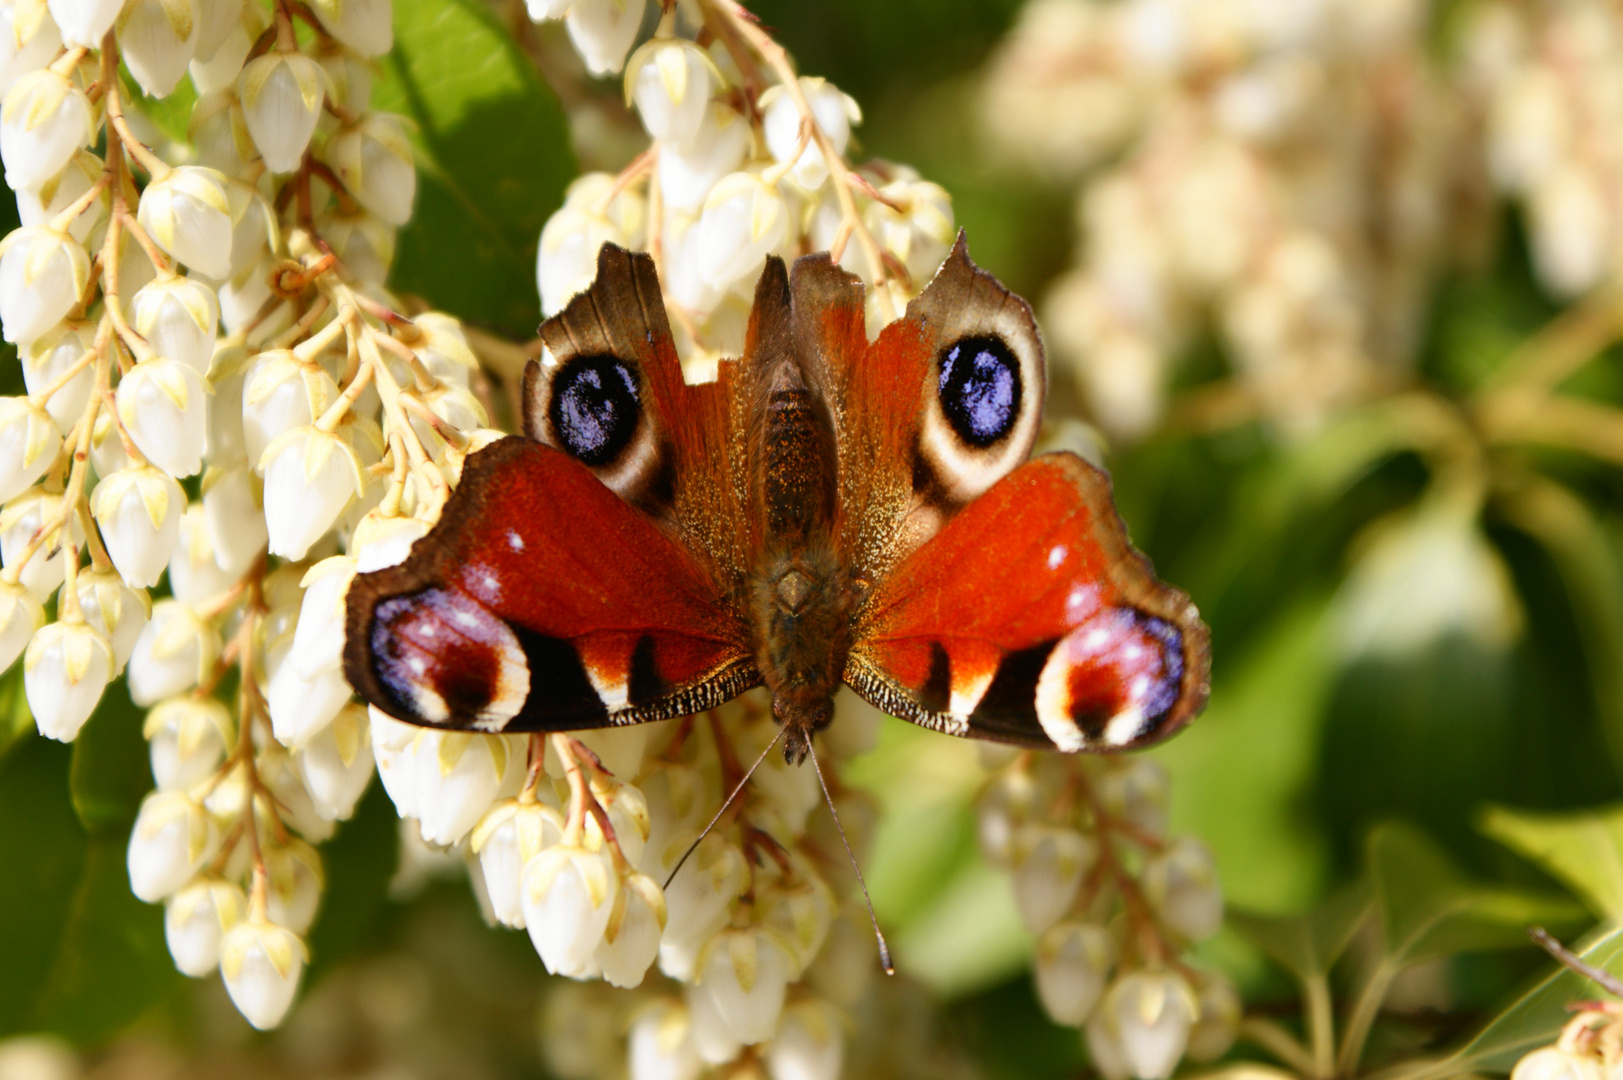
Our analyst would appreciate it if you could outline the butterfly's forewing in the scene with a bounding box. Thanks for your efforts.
[343,436,759,732]
[847,452,1209,752]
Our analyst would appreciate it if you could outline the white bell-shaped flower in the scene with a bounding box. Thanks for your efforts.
[627,37,717,150]
[0,0,62,97]
[295,702,374,821]
[1091,971,1198,1080]
[113,228,159,309]
[288,555,352,678]
[237,49,327,173]
[315,40,370,109]
[189,0,238,59]
[1010,823,1096,933]
[1034,920,1115,1026]
[22,322,95,433]
[190,10,250,90]
[1186,975,1241,1062]
[628,999,702,1080]
[219,917,306,1029]
[23,616,112,740]
[350,510,428,571]
[522,842,620,977]
[319,207,394,285]
[0,487,82,600]
[307,0,389,56]
[204,345,248,466]
[694,172,790,294]
[189,89,253,173]
[73,566,148,674]
[0,68,90,190]
[658,833,746,979]
[200,464,266,575]
[17,148,104,243]
[91,464,185,588]
[0,224,88,345]
[684,976,743,1065]
[144,694,231,790]
[117,0,200,97]
[127,790,219,902]
[0,394,59,502]
[595,870,665,988]
[767,1000,845,1080]
[165,877,245,976]
[472,796,565,928]
[563,0,643,76]
[536,172,646,315]
[257,743,335,842]
[166,503,237,606]
[1140,836,1223,942]
[323,111,414,224]
[693,926,796,1045]
[264,839,323,935]
[136,166,233,279]
[658,104,747,212]
[864,173,954,285]
[260,426,363,560]
[414,731,518,846]
[46,0,123,46]
[370,708,421,818]
[1510,1048,1604,1080]
[582,778,649,868]
[241,350,337,469]
[759,870,835,975]
[129,276,219,377]
[115,357,207,478]
[760,77,859,191]
[265,632,350,747]
[127,599,218,706]
[0,577,44,674]
[403,312,478,386]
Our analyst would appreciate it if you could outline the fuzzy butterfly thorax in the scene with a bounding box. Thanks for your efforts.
[342,234,1211,764]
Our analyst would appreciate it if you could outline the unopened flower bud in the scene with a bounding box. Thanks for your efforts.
[760,77,859,191]
[0,0,62,97]
[0,394,58,502]
[295,702,374,821]
[627,37,717,149]
[694,926,796,1045]
[117,0,200,97]
[865,173,954,284]
[1035,920,1115,1026]
[472,795,564,928]
[1011,824,1096,933]
[0,487,82,599]
[694,172,790,294]
[116,357,208,478]
[144,694,231,791]
[129,277,219,377]
[265,632,350,747]
[659,103,747,212]
[219,917,306,1029]
[241,349,337,470]
[127,599,218,706]
[1141,837,1222,942]
[190,0,241,61]
[136,166,234,279]
[91,464,185,589]
[596,870,666,988]
[46,0,123,47]
[166,503,237,606]
[0,224,88,344]
[260,426,362,560]
[563,0,643,76]
[127,790,219,902]
[200,464,266,575]
[1093,971,1198,1080]
[73,567,148,673]
[238,49,327,173]
[165,877,245,976]
[0,577,44,674]
[264,838,323,935]
[1097,759,1170,836]
[21,322,95,433]
[324,111,414,224]
[23,616,112,740]
[523,843,620,977]
[17,148,104,243]
[0,69,90,190]
[414,730,519,846]
[289,555,352,678]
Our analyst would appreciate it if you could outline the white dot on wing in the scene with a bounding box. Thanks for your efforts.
[508,531,524,551]
[1048,544,1067,570]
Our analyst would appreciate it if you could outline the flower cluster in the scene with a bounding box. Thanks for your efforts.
[0,0,514,1031]
[1510,1000,1623,1080]
[978,750,1237,1078]
[530,0,955,379]
[980,0,1483,439]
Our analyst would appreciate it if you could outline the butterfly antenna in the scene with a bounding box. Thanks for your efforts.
[807,741,895,976]
[662,726,784,890]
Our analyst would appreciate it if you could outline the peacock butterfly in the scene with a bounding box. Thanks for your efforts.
[342,235,1210,765]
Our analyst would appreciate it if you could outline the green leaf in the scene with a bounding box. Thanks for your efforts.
[69,681,154,836]
[1480,803,1623,921]
[1369,821,1586,966]
[1228,882,1374,981]
[306,782,399,979]
[1446,925,1623,1075]
[372,0,575,336]
[0,663,33,760]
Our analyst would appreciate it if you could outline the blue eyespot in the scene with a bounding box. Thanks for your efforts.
[938,335,1020,447]
[550,355,640,466]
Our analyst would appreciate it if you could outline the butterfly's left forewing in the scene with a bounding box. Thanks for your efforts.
[846,452,1210,752]
[343,436,759,733]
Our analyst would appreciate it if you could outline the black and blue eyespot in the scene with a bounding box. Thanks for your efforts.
[550,354,641,466]
[938,335,1021,448]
